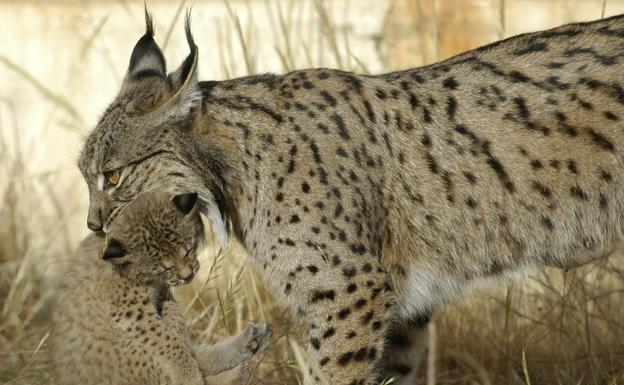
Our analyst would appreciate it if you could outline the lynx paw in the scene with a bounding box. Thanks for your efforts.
[243,321,272,356]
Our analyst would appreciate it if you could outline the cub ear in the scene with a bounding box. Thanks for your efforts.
[103,239,127,261]
[173,192,198,215]
[123,7,166,84]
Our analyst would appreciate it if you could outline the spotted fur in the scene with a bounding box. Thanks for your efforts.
[80,11,624,384]
[49,191,272,385]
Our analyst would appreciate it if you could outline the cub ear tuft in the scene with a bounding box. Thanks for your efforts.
[173,192,198,215]
[103,239,127,260]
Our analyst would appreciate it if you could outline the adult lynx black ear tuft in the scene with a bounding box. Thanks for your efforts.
[173,192,198,215]
[146,8,201,122]
[166,10,198,92]
[103,239,127,260]
[126,6,166,80]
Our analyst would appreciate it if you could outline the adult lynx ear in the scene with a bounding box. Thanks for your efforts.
[124,7,167,84]
[152,11,202,122]
[121,7,169,114]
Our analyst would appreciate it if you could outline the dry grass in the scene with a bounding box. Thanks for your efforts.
[2,1,624,384]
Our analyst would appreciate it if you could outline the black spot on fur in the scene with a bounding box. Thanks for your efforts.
[338,351,353,366]
[532,181,552,197]
[320,90,337,106]
[331,114,351,140]
[447,96,457,120]
[570,185,589,200]
[465,197,477,208]
[514,97,530,120]
[509,70,530,82]
[442,77,459,89]
[513,41,548,56]
[541,216,554,231]
[338,308,351,319]
[323,327,336,338]
[311,289,336,302]
[589,129,615,151]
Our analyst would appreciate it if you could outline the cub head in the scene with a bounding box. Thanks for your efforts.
[102,191,204,286]
[78,9,231,247]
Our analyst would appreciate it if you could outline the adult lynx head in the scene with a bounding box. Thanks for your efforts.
[79,10,233,246]
[103,191,204,286]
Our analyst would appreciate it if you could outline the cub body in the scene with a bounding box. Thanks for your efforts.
[49,192,271,385]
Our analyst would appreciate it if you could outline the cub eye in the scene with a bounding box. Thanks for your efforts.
[103,169,120,187]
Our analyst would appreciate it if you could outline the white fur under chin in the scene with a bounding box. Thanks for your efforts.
[199,197,229,250]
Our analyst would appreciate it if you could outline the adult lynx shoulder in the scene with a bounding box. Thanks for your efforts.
[79,10,624,384]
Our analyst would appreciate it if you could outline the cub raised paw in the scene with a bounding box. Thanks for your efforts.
[243,321,273,356]
[193,320,273,378]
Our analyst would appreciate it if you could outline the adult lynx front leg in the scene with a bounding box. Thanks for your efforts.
[257,237,393,385]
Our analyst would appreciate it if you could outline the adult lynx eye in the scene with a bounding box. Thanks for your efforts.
[104,170,120,186]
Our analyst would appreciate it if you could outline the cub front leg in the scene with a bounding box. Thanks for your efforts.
[262,243,393,385]
[132,300,205,385]
[203,364,251,385]
[194,321,272,376]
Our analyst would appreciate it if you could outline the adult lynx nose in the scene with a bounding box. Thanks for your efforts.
[87,192,105,232]
[87,206,103,232]
[87,220,103,232]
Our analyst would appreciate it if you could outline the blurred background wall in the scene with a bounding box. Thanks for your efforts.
[3,1,624,384]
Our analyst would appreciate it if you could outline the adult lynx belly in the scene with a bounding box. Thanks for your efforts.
[375,19,624,317]
[80,12,624,385]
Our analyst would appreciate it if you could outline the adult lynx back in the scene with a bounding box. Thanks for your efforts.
[80,9,624,385]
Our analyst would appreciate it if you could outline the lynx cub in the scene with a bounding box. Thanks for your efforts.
[49,192,272,385]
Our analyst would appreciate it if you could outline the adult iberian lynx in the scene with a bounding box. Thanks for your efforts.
[79,9,624,384]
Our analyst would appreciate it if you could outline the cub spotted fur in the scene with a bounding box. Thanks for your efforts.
[80,10,624,384]
[49,192,272,385]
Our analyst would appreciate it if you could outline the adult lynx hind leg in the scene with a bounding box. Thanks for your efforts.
[380,312,432,385]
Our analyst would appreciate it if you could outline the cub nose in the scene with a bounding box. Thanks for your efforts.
[182,271,196,283]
